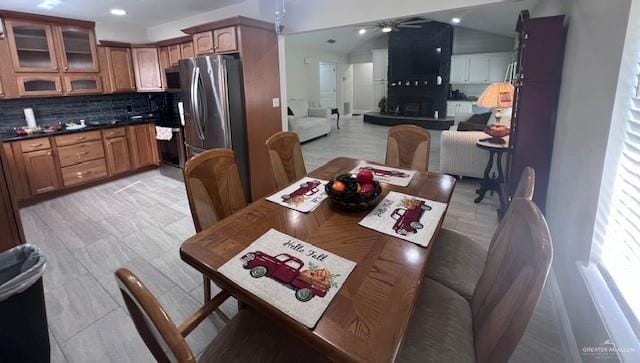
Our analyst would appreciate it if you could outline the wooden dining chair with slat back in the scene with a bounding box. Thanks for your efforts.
[265,131,307,189]
[183,149,247,305]
[385,125,431,172]
[399,199,552,362]
[426,166,536,300]
[115,268,328,363]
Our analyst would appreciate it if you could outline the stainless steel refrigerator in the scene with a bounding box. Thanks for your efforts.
[179,54,250,199]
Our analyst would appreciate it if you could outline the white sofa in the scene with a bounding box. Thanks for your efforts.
[439,110,511,179]
[287,99,331,143]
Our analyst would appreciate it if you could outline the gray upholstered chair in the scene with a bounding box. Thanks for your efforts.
[399,198,552,362]
[426,167,535,299]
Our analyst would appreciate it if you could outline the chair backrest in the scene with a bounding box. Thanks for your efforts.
[265,131,307,189]
[385,125,431,171]
[183,149,247,232]
[513,166,535,200]
[471,199,553,363]
[116,268,195,363]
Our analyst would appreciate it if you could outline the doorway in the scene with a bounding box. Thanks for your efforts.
[319,62,337,109]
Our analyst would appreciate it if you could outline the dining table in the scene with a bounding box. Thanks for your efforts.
[180,157,456,362]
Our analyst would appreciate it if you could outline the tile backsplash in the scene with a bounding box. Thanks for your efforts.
[0,93,165,132]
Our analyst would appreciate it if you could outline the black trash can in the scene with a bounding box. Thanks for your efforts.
[0,244,49,363]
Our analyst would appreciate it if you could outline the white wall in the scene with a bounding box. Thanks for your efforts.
[353,63,375,112]
[342,64,354,114]
[452,27,514,54]
[283,0,509,34]
[284,45,349,110]
[95,22,149,42]
[348,35,389,64]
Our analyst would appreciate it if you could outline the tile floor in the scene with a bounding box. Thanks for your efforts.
[20,114,572,362]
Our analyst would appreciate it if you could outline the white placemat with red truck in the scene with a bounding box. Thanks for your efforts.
[349,163,417,187]
[218,229,357,328]
[266,177,329,213]
[359,191,447,247]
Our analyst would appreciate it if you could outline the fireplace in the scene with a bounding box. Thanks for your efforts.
[387,96,435,117]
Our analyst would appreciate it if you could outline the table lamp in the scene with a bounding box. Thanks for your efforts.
[477,82,515,144]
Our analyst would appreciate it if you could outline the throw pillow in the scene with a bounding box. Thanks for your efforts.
[287,107,295,116]
[457,121,487,132]
[466,112,492,125]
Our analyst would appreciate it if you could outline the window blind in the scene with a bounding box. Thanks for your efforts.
[594,67,640,335]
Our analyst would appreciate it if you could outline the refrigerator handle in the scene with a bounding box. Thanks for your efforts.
[216,59,233,149]
[191,66,205,141]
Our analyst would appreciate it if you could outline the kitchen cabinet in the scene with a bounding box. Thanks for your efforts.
[62,74,102,94]
[128,124,159,169]
[23,148,61,195]
[100,47,136,93]
[0,77,4,97]
[450,52,511,84]
[213,26,237,53]
[4,19,59,73]
[56,25,99,72]
[0,142,24,252]
[104,136,131,175]
[181,42,195,59]
[372,49,388,82]
[16,74,63,97]
[131,48,163,92]
[61,158,107,187]
[193,32,214,55]
[168,44,181,66]
[57,140,105,167]
[158,46,170,89]
[446,101,474,117]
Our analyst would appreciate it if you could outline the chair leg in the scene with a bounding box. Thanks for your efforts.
[203,275,211,304]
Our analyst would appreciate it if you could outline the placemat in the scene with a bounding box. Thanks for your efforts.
[218,229,357,328]
[349,163,416,187]
[359,191,447,247]
[266,177,329,213]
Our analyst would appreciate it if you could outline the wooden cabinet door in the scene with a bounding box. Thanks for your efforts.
[132,48,162,92]
[0,143,24,252]
[104,136,131,175]
[450,55,469,84]
[4,19,59,73]
[128,124,159,169]
[158,47,170,89]
[57,25,99,73]
[213,27,237,53]
[16,74,63,97]
[106,47,135,92]
[181,42,194,59]
[23,149,60,195]
[63,75,102,95]
[193,32,214,55]
[168,45,181,66]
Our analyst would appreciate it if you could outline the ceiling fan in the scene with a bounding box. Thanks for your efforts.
[360,17,431,34]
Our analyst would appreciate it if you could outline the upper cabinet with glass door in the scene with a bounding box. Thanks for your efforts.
[4,20,59,73]
[57,26,99,72]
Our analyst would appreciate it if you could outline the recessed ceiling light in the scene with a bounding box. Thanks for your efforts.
[382,26,393,33]
[37,0,61,10]
[110,8,127,16]
[358,28,367,35]
[451,17,461,24]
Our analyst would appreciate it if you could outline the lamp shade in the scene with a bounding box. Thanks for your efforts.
[477,82,515,108]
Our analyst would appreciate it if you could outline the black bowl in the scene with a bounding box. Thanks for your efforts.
[325,174,383,210]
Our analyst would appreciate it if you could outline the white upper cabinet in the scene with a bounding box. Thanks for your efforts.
[450,52,511,84]
[372,49,388,82]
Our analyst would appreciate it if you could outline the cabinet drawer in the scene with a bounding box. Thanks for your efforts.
[20,137,51,152]
[61,158,107,187]
[102,127,125,139]
[57,140,105,167]
[55,130,101,146]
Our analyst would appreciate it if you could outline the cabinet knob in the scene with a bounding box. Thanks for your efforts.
[64,66,69,71]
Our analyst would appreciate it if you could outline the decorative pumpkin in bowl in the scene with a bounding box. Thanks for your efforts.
[325,170,382,210]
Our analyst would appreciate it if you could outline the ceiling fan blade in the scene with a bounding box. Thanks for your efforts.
[400,19,431,25]
[398,24,423,28]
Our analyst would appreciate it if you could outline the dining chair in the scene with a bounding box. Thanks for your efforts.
[399,198,553,362]
[265,131,307,189]
[426,167,535,300]
[183,149,247,304]
[385,125,431,172]
[115,268,327,363]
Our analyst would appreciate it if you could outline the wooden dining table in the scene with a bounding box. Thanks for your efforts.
[180,157,456,362]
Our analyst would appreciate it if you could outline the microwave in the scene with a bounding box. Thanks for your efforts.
[165,66,182,92]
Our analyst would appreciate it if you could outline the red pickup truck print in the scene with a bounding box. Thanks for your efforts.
[241,251,329,302]
[359,166,409,178]
[281,180,321,203]
[391,200,432,235]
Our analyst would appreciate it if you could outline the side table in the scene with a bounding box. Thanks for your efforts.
[474,140,510,204]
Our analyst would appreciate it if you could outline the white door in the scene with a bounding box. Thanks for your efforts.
[319,63,337,109]
[353,63,375,112]
[488,53,511,82]
[467,55,491,83]
[450,55,469,84]
[372,49,388,82]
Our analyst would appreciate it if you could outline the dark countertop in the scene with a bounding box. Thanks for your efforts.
[447,98,478,102]
[0,118,158,142]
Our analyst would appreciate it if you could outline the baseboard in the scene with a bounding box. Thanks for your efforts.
[549,270,582,362]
